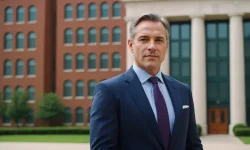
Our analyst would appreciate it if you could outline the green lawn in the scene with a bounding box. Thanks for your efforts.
[238,136,250,144]
[0,135,90,143]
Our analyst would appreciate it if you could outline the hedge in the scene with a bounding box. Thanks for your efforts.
[0,127,89,135]
[196,124,202,136]
[233,123,250,136]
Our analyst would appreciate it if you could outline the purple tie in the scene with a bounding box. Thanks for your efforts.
[149,77,171,150]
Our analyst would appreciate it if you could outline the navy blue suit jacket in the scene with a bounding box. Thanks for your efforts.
[90,67,203,150]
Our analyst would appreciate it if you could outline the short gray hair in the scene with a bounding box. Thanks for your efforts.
[129,13,170,41]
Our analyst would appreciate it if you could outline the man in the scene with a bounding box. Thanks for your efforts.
[90,13,203,150]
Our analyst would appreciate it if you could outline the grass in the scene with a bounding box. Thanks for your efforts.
[0,135,90,143]
[238,136,250,144]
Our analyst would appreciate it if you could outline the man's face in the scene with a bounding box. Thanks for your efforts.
[128,21,169,75]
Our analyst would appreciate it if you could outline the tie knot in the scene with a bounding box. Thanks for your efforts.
[149,77,158,85]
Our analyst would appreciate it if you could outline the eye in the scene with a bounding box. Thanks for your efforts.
[156,39,164,43]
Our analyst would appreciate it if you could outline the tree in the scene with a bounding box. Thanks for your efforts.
[5,92,29,127]
[37,93,64,121]
[0,91,6,117]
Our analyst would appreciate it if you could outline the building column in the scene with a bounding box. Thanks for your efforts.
[229,13,246,135]
[191,15,207,135]
[126,20,134,70]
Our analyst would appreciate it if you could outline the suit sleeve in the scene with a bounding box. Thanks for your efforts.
[90,82,118,150]
[186,87,203,150]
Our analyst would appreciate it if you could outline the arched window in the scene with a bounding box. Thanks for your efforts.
[64,107,72,123]
[27,109,34,124]
[16,60,24,76]
[88,80,96,97]
[16,86,24,94]
[76,80,84,97]
[112,52,120,69]
[28,59,36,75]
[27,86,35,101]
[76,28,84,44]
[4,86,12,100]
[28,6,37,21]
[76,53,84,70]
[75,107,84,123]
[64,80,72,97]
[64,54,72,70]
[17,6,25,22]
[4,33,12,49]
[112,2,121,17]
[88,3,96,18]
[88,53,96,69]
[101,27,108,43]
[5,7,13,23]
[65,4,73,19]
[101,2,109,18]
[16,32,24,49]
[100,53,108,69]
[28,32,36,48]
[77,4,84,19]
[88,28,96,43]
[4,60,12,76]
[112,27,121,43]
[64,28,72,44]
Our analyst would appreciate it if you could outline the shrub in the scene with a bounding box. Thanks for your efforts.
[233,123,247,135]
[196,124,202,136]
[234,128,250,136]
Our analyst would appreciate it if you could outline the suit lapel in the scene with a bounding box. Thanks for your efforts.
[162,74,183,150]
[124,67,165,149]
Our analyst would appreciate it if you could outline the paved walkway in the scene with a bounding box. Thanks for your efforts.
[0,135,249,150]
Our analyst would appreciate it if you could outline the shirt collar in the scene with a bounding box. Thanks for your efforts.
[133,63,164,84]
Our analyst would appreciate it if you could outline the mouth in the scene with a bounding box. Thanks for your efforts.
[145,55,158,58]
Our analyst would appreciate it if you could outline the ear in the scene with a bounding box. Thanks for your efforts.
[128,39,134,53]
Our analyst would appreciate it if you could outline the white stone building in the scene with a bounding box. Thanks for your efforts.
[122,0,250,135]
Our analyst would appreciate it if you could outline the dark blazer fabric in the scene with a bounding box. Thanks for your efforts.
[90,67,203,150]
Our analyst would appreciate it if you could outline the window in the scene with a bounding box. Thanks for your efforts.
[3,114,10,124]
[88,28,96,43]
[4,33,12,49]
[88,53,96,69]
[64,107,72,123]
[112,2,121,17]
[112,27,120,43]
[76,107,84,124]
[16,6,25,22]
[170,23,191,87]
[76,80,84,97]
[64,80,72,97]
[16,86,24,94]
[76,28,84,44]
[77,4,84,19]
[88,80,96,97]
[101,2,109,18]
[112,52,120,69]
[101,27,108,43]
[100,53,108,69]
[64,54,72,70]
[5,7,13,23]
[76,53,84,70]
[4,86,12,100]
[28,32,36,49]
[28,6,37,22]
[27,109,34,124]
[64,28,73,44]
[27,86,35,101]
[88,3,96,19]
[16,33,24,49]
[4,60,12,76]
[28,59,36,75]
[65,4,73,20]
[16,60,24,76]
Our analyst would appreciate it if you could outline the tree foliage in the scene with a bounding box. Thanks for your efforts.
[0,91,6,117]
[36,93,64,120]
[5,92,29,127]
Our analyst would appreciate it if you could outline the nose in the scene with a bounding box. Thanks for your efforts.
[147,40,156,51]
